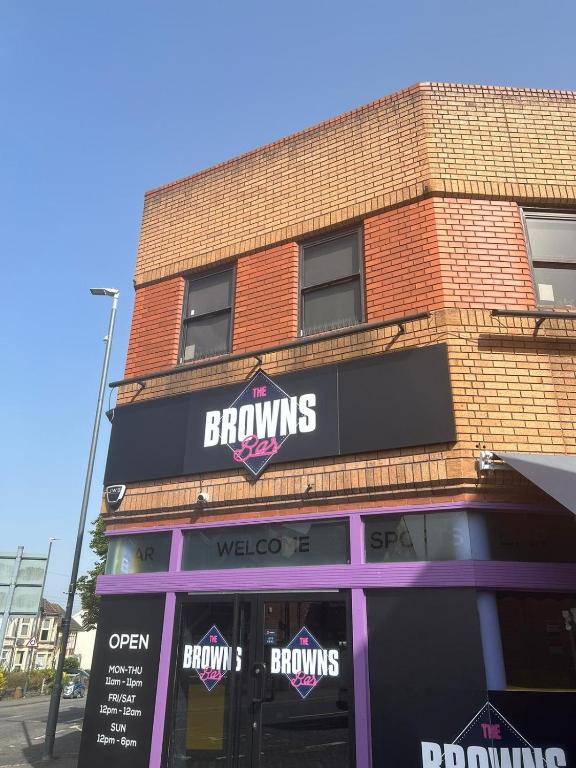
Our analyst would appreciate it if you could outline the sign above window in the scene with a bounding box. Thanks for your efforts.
[104,344,456,484]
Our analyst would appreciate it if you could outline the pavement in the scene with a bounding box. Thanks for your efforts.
[0,695,84,768]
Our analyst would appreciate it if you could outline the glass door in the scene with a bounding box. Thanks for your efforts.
[166,592,353,768]
[254,595,352,768]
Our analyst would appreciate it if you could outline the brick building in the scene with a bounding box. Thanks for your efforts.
[81,84,576,768]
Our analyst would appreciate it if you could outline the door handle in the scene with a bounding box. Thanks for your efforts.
[252,662,274,705]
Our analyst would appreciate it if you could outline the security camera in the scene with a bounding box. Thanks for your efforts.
[197,491,210,504]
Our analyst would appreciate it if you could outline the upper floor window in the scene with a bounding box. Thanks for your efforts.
[300,230,363,336]
[181,267,234,362]
[19,618,31,637]
[40,618,51,642]
[524,212,576,307]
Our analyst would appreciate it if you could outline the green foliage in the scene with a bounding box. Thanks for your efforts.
[77,515,107,630]
[63,656,80,674]
[5,671,27,690]
[24,670,47,691]
[0,669,5,692]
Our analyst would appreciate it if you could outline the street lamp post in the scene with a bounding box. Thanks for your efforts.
[43,288,119,760]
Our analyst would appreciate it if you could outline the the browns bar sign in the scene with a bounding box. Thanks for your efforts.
[203,370,317,477]
[105,344,456,484]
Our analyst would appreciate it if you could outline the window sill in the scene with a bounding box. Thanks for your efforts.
[110,311,431,390]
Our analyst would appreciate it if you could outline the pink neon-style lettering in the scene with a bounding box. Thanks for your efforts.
[290,672,317,689]
[198,669,225,684]
[232,435,280,463]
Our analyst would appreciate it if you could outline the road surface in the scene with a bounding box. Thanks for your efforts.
[0,696,85,767]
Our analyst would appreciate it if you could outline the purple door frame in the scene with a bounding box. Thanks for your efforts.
[97,502,575,768]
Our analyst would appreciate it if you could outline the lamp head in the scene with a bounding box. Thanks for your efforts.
[90,287,119,297]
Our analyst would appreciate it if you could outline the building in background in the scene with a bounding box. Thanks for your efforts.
[80,83,576,768]
[0,599,81,672]
[72,611,96,671]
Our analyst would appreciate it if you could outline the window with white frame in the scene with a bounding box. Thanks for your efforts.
[524,212,576,307]
[180,267,234,362]
[40,618,51,642]
[300,230,364,336]
[19,618,31,637]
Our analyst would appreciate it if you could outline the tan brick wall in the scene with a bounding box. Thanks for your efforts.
[134,84,431,286]
[134,83,576,287]
[233,242,299,352]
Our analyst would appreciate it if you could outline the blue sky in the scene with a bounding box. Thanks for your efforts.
[1,0,575,608]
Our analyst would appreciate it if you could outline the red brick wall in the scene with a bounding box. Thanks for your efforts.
[233,242,299,352]
[434,198,534,309]
[123,199,535,379]
[364,199,444,321]
[364,198,535,321]
[124,277,185,378]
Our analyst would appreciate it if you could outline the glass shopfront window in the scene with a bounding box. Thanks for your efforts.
[365,511,471,562]
[497,592,576,690]
[105,532,171,575]
[365,510,576,563]
[470,510,576,563]
[182,520,349,570]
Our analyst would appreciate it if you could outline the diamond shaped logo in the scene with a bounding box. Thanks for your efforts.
[453,702,534,750]
[195,624,230,692]
[222,370,294,478]
[285,626,324,699]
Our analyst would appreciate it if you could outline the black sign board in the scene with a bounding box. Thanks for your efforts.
[77,594,165,768]
[367,590,576,766]
[105,344,456,484]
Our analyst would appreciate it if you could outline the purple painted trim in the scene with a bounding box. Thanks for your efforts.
[149,592,176,768]
[349,516,364,566]
[169,529,183,572]
[105,501,560,537]
[352,588,371,768]
[96,561,576,595]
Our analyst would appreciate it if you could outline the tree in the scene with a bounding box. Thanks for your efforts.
[76,516,107,630]
[63,656,80,674]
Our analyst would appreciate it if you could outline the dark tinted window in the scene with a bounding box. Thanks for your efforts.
[302,280,362,336]
[498,592,576,690]
[365,510,576,563]
[183,313,231,361]
[182,520,349,570]
[182,268,234,361]
[301,231,363,335]
[470,510,576,563]
[186,270,234,317]
[302,232,360,287]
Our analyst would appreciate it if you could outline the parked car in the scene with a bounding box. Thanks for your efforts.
[62,676,86,699]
